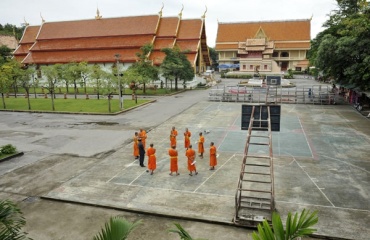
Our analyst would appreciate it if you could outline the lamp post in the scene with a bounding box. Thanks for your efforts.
[114,54,123,110]
[32,73,37,99]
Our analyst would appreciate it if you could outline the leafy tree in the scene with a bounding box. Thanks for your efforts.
[161,47,194,91]
[42,64,62,110]
[0,199,32,240]
[64,62,81,99]
[0,62,15,109]
[18,66,36,110]
[308,0,370,89]
[208,47,218,70]
[0,45,12,66]
[93,216,141,240]
[90,64,106,100]
[127,44,159,93]
[252,209,318,240]
[79,61,91,93]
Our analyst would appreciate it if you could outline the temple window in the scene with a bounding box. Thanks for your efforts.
[281,52,289,57]
[249,65,253,70]
[243,65,246,70]
[272,52,279,57]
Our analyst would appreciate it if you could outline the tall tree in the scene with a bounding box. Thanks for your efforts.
[308,0,370,89]
[0,61,16,109]
[0,46,12,66]
[64,62,81,99]
[127,44,159,93]
[79,61,91,93]
[41,64,61,111]
[161,47,194,91]
[90,64,105,100]
[18,66,35,110]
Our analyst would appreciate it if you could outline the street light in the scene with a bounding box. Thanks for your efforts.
[114,53,123,110]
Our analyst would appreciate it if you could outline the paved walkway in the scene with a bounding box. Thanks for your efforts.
[1,78,369,239]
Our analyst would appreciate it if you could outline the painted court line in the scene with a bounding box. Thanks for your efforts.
[297,116,315,159]
[107,160,137,183]
[321,155,370,174]
[193,154,236,193]
[113,182,234,198]
[276,200,370,213]
[291,154,335,207]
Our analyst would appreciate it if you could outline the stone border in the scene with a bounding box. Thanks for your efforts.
[0,152,24,163]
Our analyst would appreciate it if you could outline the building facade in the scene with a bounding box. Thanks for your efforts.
[13,9,211,76]
[215,19,311,74]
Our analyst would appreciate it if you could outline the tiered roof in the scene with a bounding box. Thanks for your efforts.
[14,13,210,67]
[215,19,311,50]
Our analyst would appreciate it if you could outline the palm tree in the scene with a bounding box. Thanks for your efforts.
[93,216,141,240]
[0,199,32,240]
[168,223,207,240]
[252,209,318,240]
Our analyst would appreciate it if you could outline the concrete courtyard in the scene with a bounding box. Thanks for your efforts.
[0,78,369,239]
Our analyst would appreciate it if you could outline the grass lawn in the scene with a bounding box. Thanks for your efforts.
[0,97,150,113]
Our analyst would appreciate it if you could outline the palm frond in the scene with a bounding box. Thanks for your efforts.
[93,216,142,240]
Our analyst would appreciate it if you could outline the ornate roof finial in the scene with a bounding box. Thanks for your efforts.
[310,14,313,21]
[178,4,184,19]
[158,3,164,17]
[95,7,102,20]
[201,6,208,19]
[23,17,29,26]
[40,13,45,23]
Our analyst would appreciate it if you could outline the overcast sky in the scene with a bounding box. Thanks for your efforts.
[0,0,338,47]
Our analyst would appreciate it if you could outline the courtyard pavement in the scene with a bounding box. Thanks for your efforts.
[1,78,369,239]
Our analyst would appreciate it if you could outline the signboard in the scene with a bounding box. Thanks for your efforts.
[241,104,281,131]
[266,76,281,86]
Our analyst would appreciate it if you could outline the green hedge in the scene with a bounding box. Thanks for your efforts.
[0,144,17,155]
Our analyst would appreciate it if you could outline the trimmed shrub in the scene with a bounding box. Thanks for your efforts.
[1,144,17,155]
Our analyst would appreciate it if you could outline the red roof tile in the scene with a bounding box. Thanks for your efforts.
[22,48,141,64]
[19,25,40,44]
[178,19,203,39]
[215,43,238,50]
[216,19,311,43]
[150,51,166,65]
[157,17,179,37]
[176,40,199,52]
[153,38,175,50]
[37,15,160,40]
[31,36,154,51]
[13,43,33,55]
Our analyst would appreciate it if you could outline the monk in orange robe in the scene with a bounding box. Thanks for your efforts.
[186,144,198,176]
[170,126,178,147]
[168,145,179,176]
[184,128,191,149]
[209,142,217,170]
[198,132,205,158]
[146,143,156,175]
[133,132,139,159]
[139,128,147,149]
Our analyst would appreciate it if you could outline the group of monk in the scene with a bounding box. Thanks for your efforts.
[133,126,218,176]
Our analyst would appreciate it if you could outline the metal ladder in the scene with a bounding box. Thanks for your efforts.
[234,105,275,226]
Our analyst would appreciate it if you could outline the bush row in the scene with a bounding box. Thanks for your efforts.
[0,144,17,156]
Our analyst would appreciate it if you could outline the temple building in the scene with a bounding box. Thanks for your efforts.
[13,8,211,75]
[215,19,311,73]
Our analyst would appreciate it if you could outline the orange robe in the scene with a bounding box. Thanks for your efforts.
[139,130,147,148]
[210,145,217,167]
[198,136,205,154]
[170,129,178,147]
[147,147,156,171]
[168,148,178,172]
[184,131,191,148]
[133,136,139,157]
[186,148,196,172]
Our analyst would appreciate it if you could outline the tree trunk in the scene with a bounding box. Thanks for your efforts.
[74,81,77,99]
[66,83,69,93]
[1,93,6,109]
[26,89,31,110]
[175,77,178,91]
[108,94,111,113]
[51,91,55,111]
[143,83,146,94]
